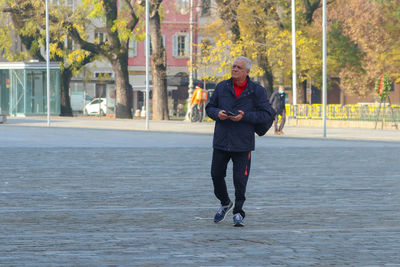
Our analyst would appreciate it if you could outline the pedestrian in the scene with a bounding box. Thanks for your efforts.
[206,56,275,227]
[269,86,286,135]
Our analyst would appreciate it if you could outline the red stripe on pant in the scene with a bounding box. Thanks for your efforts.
[244,152,251,176]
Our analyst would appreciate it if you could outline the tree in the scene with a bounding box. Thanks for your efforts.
[0,0,95,116]
[197,33,264,82]
[50,2,95,116]
[238,0,286,95]
[200,0,400,104]
[297,0,366,102]
[239,0,322,101]
[65,0,143,118]
[149,0,169,120]
[315,0,400,96]
[198,0,321,101]
[201,0,284,95]
[327,21,364,74]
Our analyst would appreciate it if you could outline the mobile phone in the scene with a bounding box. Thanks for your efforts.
[227,110,238,116]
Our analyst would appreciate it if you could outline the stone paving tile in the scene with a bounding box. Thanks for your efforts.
[1,128,400,266]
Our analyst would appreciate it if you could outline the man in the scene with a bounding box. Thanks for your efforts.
[269,86,286,135]
[206,56,275,227]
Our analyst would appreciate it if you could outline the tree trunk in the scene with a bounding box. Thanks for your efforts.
[257,54,274,97]
[297,80,307,104]
[150,1,169,120]
[60,68,73,116]
[150,56,169,120]
[112,54,132,119]
[304,0,322,25]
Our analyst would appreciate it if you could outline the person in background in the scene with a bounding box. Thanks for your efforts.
[206,56,274,227]
[269,86,286,135]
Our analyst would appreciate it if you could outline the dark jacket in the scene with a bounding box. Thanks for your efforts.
[206,78,275,152]
[269,91,285,114]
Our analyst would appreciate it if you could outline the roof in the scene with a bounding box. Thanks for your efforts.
[0,62,60,70]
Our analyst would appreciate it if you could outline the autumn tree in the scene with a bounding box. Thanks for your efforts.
[238,0,286,95]
[200,0,283,94]
[198,0,321,100]
[315,0,400,96]
[52,2,95,116]
[197,34,265,82]
[64,0,142,118]
[200,0,400,104]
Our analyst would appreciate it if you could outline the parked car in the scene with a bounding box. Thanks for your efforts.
[85,98,107,115]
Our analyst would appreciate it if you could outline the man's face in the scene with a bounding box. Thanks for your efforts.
[231,59,249,81]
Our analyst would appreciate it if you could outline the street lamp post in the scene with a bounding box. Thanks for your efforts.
[322,0,327,137]
[291,0,297,117]
[145,0,150,130]
[185,0,194,121]
[45,0,50,126]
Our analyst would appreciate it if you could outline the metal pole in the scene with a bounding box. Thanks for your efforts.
[291,0,297,116]
[145,0,150,130]
[309,77,312,105]
[185,0,194,121]
[322,0,327,137]
[83,69,87,114]
[45,0,50,126]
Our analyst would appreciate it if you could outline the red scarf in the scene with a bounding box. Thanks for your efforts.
[233,78,248,98]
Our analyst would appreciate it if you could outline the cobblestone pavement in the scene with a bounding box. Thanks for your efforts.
[1,126,400,266]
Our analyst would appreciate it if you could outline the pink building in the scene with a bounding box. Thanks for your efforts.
[129,0,198,68]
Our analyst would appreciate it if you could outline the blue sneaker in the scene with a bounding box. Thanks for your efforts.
[214,201,233,223]
[233,213,244,227]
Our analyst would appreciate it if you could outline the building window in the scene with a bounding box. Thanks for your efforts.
[176,0,189,15]
[129,39,137,57]
[94,31,107,44]
[94,72,113,82]
[172,34,189,58]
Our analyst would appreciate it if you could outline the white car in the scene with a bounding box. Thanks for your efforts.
[85,98,107,115]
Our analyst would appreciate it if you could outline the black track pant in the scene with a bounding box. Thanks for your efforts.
[211,148,251,218]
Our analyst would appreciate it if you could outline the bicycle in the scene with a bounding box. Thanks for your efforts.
[189,87,208,122]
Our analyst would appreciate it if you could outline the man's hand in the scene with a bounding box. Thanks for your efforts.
[218,110,229,120]
[229,110,244,122]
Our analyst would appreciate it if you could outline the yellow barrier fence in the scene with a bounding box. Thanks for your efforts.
[286,104,400,121]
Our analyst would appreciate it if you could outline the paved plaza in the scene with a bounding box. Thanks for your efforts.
[1,118,400,266]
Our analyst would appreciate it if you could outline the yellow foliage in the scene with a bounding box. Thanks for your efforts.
[197,0,321,86]
[49,43,64,58]
[86,0,105,18]
[111,19,132,41]
[67,50,91,65]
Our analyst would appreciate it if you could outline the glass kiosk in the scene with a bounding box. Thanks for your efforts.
[0,62,60,116]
